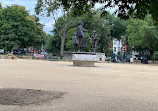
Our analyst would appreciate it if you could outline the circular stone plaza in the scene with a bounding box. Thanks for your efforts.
[0,59,158,111]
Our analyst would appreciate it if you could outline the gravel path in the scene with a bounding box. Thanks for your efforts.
[0,59,158,111]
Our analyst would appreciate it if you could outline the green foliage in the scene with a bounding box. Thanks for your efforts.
[0,5,46,51]
[37,0,158,25]
[45,34,61,55]
[67,10,111,53]
[54,17,65,34]
[44,17,65,55]
[0,2,2,9]
[153,51,158,59]
[35,0,44,15]
[126,14,158,54]
[66,28,91,52]
[110,18,127,40]
[45,9,112,53]
[86,11,110,52]
[106,48,113,54]
[35,0,61,21]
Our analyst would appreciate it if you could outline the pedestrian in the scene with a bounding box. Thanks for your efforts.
[115,56,117,63]
[130,56,134,63]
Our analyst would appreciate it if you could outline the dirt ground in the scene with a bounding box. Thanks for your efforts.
[0,59,158,111]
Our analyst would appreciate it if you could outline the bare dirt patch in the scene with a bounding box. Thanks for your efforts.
[0,88,66,106]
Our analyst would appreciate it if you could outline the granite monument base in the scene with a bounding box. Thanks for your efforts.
[63,51,105,62]
[63,51,105,67]
[73,61,95,67]
[72,53,96,67]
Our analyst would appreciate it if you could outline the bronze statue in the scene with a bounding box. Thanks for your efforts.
[91,30,98,52]
[72,32,78,52]
[76,21,87,52]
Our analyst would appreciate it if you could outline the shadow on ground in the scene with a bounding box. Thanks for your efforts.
[0,88,66,106]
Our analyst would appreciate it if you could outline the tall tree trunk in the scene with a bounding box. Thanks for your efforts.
[60,30,66,56]
[60,11,69,57]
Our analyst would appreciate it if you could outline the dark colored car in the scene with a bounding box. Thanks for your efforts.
[141,56,148,64]
[13,49,25,55]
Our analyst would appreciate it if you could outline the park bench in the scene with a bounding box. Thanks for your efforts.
[49,56,59,61]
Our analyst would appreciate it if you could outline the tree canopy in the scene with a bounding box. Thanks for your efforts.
[45,10,114,54]
[36,0,158,58]
[110,17,127,40]
[0,2,2,9]
[126,14,158,56]
[0,5,46,51]
[36,0,158,25]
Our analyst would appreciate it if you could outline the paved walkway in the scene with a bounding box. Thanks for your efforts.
[0,59,158,111]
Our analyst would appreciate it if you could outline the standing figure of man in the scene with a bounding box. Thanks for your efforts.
[91,30,98,52]
[72,32,78,52]
[76,21,86,52]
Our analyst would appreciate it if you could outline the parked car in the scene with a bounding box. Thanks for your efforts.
[13,49,25,55]
[138,55,150,60]
[141,56,148,64]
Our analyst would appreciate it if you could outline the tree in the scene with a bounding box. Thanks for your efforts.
[45,9,111,54]
[0,5,46,52]
[45,34,61,55]
[64,10,111,53]
[27,15,47,49]
[0,2,2,9]
[35,0,61,24]
[45,16,67,55]
[87,11,110,52]
[35,0,69,56]
[110,17,127,40]
[153,51,158,60]
[37,0,158,25]
[126,14,158,57]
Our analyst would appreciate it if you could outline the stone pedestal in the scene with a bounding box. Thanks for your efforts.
[73,61,95,67]
[63,51,105,62]
[96,53,106,62]
[72,53,96,67]
[63,51,105,67]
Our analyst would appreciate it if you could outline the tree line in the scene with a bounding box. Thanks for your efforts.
[0,1,158,60]
[35,0,158,60]
[36,5,158,59]
[0,4,46,53]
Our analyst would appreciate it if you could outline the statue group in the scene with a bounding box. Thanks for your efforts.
[72,21,98,52]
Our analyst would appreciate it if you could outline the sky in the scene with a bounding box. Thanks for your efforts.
[0,0,116,34]
[0,0,54,34]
